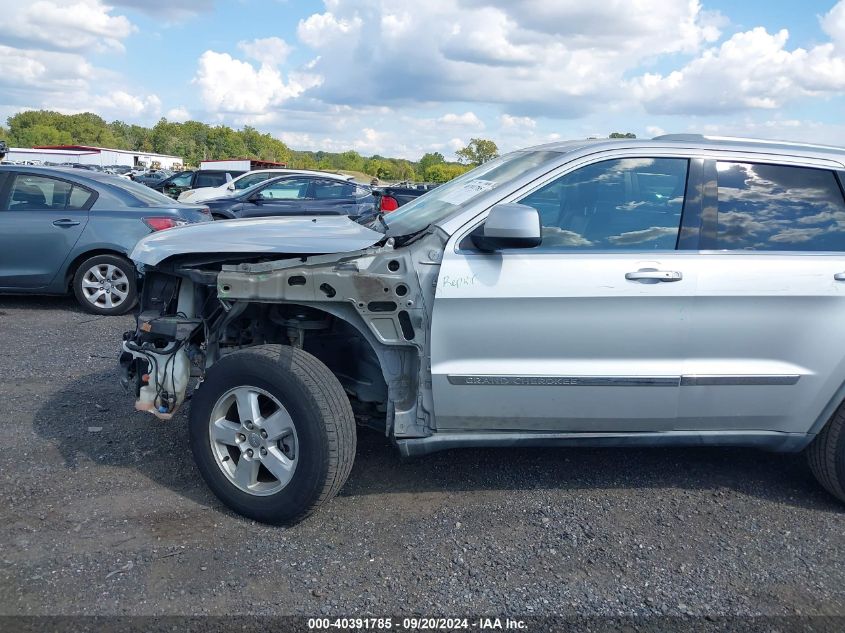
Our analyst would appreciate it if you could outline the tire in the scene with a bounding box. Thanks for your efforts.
[72,253,137,315]
[189,344,356,524]
[807,400,845,503]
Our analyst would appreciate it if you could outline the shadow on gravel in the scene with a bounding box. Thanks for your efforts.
[32,369,216,508]
[0,294,80,312]
[33,369,843,514]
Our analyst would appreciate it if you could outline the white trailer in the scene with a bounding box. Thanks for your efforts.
[5,145,183,169]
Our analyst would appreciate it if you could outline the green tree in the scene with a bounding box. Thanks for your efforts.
[424,162,470,183]
[337,150,364,172]
[14,124,74,147]
[455,138,499,165]
[418,151,445,174]
[609,132,636,138]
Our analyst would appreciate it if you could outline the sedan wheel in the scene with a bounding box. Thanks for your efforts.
[72,253,137,315]
[209,386,299,496]
[81,263,130,310]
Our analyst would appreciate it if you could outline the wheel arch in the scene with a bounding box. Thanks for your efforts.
[226,300,422,437]
[63,247,132,290]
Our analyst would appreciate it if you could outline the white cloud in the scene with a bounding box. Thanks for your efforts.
[0,0,169,127]
[631,27,845,115]
[297,12,363,48]
[685,117,845,147]
[6,0,135,52]
[438,112,484,128]
[192,50,321,115]
[0,46,94,89]
[237,37,293,67]
[500,114,536,129]
[93,91,161,117]
[166,106,192,122]
[822,1,845,49]
[293,0,721,115]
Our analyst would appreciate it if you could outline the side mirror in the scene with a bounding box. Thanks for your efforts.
[471,203,542,252]
[227,183,235,190]
[249,193,265,203]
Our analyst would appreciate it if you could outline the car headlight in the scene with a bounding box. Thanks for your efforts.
[181,191,193,199]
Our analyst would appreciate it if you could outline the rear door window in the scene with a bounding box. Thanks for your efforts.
[9,174,73,210]
[714,162,845,251]
[313,180,354,200]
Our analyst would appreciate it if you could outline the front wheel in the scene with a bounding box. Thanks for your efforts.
[189,345,356,524]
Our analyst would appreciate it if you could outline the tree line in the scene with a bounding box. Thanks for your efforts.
[1,110,636,182]
[0,110,484,183]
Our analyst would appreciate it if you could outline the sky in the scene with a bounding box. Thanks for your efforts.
[1,0,845,160]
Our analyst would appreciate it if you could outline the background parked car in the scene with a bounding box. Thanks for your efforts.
[372,182,436,212]
[0,166,211,315]
[132,169,173,187]
[203,174,376,222]
[177,168,355,204]
[151,169,245,199]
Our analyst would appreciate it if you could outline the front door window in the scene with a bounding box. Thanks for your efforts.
[518,158,689,251]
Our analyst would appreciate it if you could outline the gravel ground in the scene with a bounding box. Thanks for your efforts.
[1,295,845,620]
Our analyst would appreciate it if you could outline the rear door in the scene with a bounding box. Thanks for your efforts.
[309,179,359,216]
[678,159,845,435]
[431,155,696,432]
[0,172,93,289]
[238,178,313,218]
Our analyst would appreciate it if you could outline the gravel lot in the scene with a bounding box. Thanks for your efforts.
[2,295,845,620]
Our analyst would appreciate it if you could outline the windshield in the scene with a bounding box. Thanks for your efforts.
[383,150,561,235]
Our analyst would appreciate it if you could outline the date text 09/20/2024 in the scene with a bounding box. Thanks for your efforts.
[307,617,527,630]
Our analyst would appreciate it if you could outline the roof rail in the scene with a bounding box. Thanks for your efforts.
[653,133,844,151]
[652,133,705,141]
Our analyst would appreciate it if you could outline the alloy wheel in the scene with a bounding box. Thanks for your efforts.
[208,386,299,496]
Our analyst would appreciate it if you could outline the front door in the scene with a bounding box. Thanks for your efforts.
[431,156,695,432]
[0,172,90,289]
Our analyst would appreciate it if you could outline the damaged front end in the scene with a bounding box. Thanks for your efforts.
[119,215,445,439]
[119,278,205,420]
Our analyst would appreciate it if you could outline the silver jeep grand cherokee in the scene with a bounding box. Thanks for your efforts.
[120,134,845,524]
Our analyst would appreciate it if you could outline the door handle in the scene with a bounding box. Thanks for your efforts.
[52,219,80,227]
[835,272,845,281]
[625,269,683,282]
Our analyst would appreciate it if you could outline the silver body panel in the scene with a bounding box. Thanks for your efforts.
[136,135,845,452]
[430,139,845,439]
[131,215,383,266]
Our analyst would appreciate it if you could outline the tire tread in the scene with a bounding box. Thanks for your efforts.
[193,344,356,524]
[807,402,845,502]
